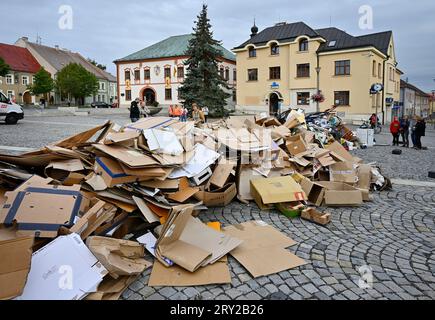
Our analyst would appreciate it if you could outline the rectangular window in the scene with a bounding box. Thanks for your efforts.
[125,90,131,101]
[372,61,376,77]
[177,66,184,79]
[165,88,172,100]
[232,89,237,103]
[335,60,351,75]
[6,74,13,84]
[134,70,140,81]
[248,68,258,81]
[297,64,310,78]
[271,44,280,55]
[219,68,225,78]
[7,90,14,100]
[22,76,29,85]
[225,68,230,81]
[32,76,36,84]
[334,91,350,106]
[297,92,310,105]
[164,67,171,79]
[177,88,181,100]
[124,70,130,81]
[144,69,150,80]
[269,67,281,80]
[233,69,237,81]
[378,63,382,78]
[249,47,257,58]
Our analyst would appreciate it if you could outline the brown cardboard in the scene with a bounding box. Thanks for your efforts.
[95,157,138,187]
[301,208,331,225]
[194,183,237,207]
[166,178,200,203]
[85,275,138,300]
[250,176,307,210]
[356,164,372,191]
[300,178,326,207]
[317,182,363,206]
[222,221,307,278]
[329,161,358,184]
[155,205,242,272]
[284,115,300,129]
[93,144,158,168]
[119,163,166,178]
[140,179,180,190]
[209,161,236,188]
[86,236,152,278]
[85,173,108,191]
[54,121,112,148]
[236,165,263,201]
[286,134,308,156]
[271,126,291,140]
[45,159,85,182]
[325,141,354,162]
[0,236,34,300]
[0,184,84,238]
[148,258,231,287]
[132,196,160,223]
[104,131,140,145]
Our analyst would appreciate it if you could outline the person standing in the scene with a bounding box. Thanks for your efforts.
[192,103,205,124]
[414,116,426,150]
[129,98,140,123]
[390,116,400,146]
[400,115,410,147]
[202,106,209,123]
[180,106,188,122]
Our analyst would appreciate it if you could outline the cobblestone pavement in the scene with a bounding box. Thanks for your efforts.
[0,115,434,300]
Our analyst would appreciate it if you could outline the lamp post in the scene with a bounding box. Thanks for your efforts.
[315,66,321,112]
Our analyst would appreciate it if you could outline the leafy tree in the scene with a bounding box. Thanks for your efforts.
[56,63,98,105]
[28,67,54,96]
[87,58,106,71]
[0,57,10,77]
[179,4,230,117]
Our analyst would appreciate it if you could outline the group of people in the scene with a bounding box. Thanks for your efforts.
[129,98,210,126]
[390,115,426,150]
[168,103,209,124]
[129,98,151,122]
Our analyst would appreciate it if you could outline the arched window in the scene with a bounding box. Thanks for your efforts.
[248,46,256,58]
[299,38,308,52]
[220,66,225,78]
[270,42,280,55]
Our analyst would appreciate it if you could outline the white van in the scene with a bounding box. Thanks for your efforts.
[0,91,24,124]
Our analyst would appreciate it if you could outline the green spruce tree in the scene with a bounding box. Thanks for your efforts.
[0,57,10,77]
[179,4,230,117]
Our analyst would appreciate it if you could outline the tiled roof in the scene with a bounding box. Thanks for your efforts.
[234,23,393,56]
[25,41,116,82]
[0,43,41,73]
[234,22,319,49]
[115,34,236,62]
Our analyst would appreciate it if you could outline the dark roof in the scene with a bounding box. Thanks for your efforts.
[234,23,393,56]
[234,22,319,49]
[115,34,236,62]
[0,43,41,73]
[400,80,430,97]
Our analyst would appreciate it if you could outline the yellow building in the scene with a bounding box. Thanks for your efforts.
[233,22,401,123]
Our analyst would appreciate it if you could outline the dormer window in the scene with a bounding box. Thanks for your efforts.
[328,40,336,47]
[299,39,308,51]
[248,46,257,58]
[270,43,280,55]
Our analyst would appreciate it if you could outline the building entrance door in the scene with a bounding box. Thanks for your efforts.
[143,88,156,106]
[269,93,280,115]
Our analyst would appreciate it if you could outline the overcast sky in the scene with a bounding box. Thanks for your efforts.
[1,0,434,92]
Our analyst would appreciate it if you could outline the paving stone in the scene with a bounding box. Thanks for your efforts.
[245,292,262,300]
[303,283,319,294]
[146,293,165,300]
[320,285,336,296]
[138,286,155,298]
[169,292,189,300]
[183,287,200,299]
[265,283,279,294]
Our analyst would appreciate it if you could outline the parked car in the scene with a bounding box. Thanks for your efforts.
[0,91,24,124]
[91,101,111,108]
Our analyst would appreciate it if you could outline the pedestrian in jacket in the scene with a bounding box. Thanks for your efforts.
[390,116,401,146]
[414,117,426,150]
[399,116,410,147]
[129,98,140,123]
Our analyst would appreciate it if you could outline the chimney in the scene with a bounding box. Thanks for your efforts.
[21,36,29,42]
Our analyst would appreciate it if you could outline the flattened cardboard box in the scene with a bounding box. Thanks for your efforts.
[222,221,307,278]
[250,176,307,210]
[286,134,307,156]
[95,157,137,187]
[194,183,237,207]
[0,236,34,300]
[317,182,363,206]
[16,233,108,300]
[329,161,358,184]
[148,258,231,287]
[209,160,236,188]
[0,185,84,238]
[93,144,158,168]
[156,206,242,272]
[236,165,264,201]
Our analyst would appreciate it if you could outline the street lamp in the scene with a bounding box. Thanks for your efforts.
[315,66,321,112]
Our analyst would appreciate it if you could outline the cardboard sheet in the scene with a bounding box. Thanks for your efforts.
[104,131,140,145]
[209,161,236,188]
[93,144,158,168]
[223,221,307,278]
[16,233,108,300]
[132,196,160,223]
[0,236,34,300]
[143,129,184,156]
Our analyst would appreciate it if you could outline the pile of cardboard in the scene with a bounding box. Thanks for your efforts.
[0,115,390,299]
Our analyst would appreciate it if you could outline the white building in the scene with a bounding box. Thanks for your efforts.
[114,34,237,109]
